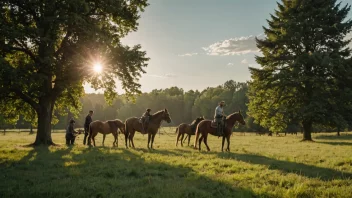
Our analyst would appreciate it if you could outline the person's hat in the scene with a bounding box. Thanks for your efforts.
[70,118,75,124]
[146,108,151,111]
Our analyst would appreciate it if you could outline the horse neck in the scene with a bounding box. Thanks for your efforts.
[150,111,164,124]
[226,113,239,127]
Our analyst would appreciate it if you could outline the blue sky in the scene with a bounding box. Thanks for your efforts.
[85,0,352,93]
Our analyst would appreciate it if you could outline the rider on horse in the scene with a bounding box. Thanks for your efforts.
[141,108,151,133]
[214,101,226,136]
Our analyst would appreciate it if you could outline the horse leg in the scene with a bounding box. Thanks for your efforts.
[180,134,184,147]
[113,132,117,147]
[226,135,230,152]
[92,133,97,147]
[102,134,106,146]
[203,134,210,152]
[183,134,187,143]
[147,133,151,149]
[151,133,156,150]
[187,135,191,146]
[129,132,135,148]
[176,132,181,147]
[198,135,203,151]
[221,136,225,152]
[124,130,129,148]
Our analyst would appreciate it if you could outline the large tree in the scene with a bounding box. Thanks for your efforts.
[0,0,149,145]
[248,0,352,141]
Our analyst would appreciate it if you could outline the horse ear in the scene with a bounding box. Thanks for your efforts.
[164,108,168,112]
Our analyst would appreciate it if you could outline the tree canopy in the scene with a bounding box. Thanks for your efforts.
[0,0,149,145]
[248,0,352,141]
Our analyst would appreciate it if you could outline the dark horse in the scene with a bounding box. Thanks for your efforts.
[124,109,172,149]
[194,111,246,152]
[175,116,204,147]
[87,119,125,147]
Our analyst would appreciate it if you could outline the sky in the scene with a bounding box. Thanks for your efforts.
[84,0,352,94]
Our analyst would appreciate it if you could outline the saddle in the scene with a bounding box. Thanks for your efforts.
[211,120,218,128]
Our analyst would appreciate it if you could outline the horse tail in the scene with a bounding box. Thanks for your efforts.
[175,127,179,134]
[193,124,201,149]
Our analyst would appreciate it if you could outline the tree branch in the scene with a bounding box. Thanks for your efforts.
[11,88,39,110]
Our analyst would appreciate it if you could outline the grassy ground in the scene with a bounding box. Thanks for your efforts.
[0,128,352,198]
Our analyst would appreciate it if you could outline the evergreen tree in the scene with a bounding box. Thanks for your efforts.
[248,0,352,140]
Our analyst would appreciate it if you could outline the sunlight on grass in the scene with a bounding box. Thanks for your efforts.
[0,130,351,197]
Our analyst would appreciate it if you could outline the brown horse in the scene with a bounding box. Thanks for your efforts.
[175,116,204,147]
[194,111,246,152]
[124,108,172,149]
[87,119,125,147]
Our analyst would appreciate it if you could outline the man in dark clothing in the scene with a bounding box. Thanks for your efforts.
[66,119,79,145]
[83,110,94,145]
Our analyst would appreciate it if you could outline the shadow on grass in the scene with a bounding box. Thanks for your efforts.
[217,152,352,181]
[0,146,264,198]
[316,141,352,146]
[315,134,352,140]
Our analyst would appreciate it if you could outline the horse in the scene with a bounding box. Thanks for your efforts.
[175,116,204,147]
[124,108,172,149]
[87,119,125,147]
[193,111,246,152]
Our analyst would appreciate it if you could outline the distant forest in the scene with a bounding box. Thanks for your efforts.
[0,80,344,133]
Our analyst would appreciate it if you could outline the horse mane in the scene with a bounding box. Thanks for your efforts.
[226,112,240,120]
[190,119,197,125]
[152,110,166,116]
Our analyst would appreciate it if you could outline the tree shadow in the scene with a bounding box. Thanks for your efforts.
[217,152,352,181]
[315,134,352,140]
[316,141,352,146]
[0,146,266,198]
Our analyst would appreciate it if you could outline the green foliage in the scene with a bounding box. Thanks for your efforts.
[0,0,149,143]
[248,0,352,139]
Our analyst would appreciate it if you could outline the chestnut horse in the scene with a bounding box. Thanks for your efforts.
[87,119,125,147]
[175,116,204,147]
[194,111,246,152]
[124,109,172,149]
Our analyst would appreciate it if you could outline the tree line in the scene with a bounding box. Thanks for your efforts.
[1,80,346,135]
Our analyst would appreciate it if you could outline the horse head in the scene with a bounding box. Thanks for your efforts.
[227,111,246,125]
[237,110,246,125]
[162,108,172,123]
[196,116,205,124]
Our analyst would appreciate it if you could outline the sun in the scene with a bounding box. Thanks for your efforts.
[93,63,103,73]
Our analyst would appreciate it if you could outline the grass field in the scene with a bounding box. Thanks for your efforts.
[0,128,352,198]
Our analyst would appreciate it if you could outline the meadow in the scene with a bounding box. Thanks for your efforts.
[0,128,352,198]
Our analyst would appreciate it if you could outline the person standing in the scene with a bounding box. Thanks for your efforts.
[83,110,93,145]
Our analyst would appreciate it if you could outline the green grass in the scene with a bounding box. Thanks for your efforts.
[0,129,352,198]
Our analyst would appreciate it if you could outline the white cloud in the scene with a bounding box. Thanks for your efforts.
[178,53,198,57]
[241,59,248,64]
[202,34,264,56]
[226,62,235,67]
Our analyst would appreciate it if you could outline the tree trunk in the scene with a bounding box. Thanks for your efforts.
[302,120,313,141]
[32,99,55,145]
[337,128,340,136]
[29,125,34,134]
